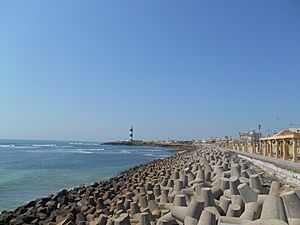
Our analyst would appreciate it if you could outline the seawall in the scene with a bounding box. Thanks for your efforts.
[1,145,300,225]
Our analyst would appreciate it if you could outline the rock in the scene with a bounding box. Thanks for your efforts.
[0,211,14,223]
[38,212,47,220]
[9,217,23,225]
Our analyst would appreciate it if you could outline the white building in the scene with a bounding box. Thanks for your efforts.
[289,128,300,133]
[239,130,261,142]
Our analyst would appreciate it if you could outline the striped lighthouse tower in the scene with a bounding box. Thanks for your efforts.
[129,125,133,141]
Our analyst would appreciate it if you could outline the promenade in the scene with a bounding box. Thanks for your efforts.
[222,148,300,174]
[221,147,300,188]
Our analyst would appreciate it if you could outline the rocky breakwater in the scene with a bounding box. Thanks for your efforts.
[1,146,300,225]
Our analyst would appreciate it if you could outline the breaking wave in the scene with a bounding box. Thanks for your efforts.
[0,144,15,148]
[32,144,56,147]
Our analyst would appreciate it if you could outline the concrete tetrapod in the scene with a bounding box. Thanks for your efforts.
[243,218,289,225]
[115,213,130,225]
[219,195,231,215]
[200,188,214,208]
[130,201,141,217]
[171,197,204,223]
[218,216,243,225]
[157,212,176,225]
[240,202,261,221]
[197,209,216,225]
[141,207,156,222]
[106,217,115,225]
[220,178,230,192]
[226,203,242,217]
[139,195,148,209]
[231,194,245,211]
[195,169,205,182]
[160,189,169,204]
[229,176,240,196]
[269,181,281,195]
[194,183,205,195]
[173,194,187,207]
[249,175,268,194]
[281,191,300,225]
[260,195,287,223]
[184,216,198,225]
[90,214,108,225]
[212,186,223,200]
[237,183,258,203]
[138,212,151,225]
[148,200,161,217]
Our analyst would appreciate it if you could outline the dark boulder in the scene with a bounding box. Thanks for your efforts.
[0,211,14,223]
[9,217,23,225]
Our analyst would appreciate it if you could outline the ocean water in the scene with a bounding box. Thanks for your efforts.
[0,139,173,211]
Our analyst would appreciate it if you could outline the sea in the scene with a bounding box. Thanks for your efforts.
[0,139,173,211]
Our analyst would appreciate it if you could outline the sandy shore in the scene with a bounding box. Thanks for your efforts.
[1,145,300,225]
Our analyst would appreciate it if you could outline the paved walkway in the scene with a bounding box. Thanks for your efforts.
[222,148,300,174]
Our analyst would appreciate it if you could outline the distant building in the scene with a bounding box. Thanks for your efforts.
[206,137,216,143]
[239,130,261,142]
[289,128,300,133]
[222,136,232,141]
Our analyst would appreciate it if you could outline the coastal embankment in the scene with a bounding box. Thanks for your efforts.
[1,145,300,225]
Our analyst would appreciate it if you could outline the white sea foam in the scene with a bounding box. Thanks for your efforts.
[121,150,131,154]
[60,145,72,148]
[0,144,15,148]
[22,148,103,154]
[73,150,93,154]
[32,144,56,147]
[144,153,154,157]
[69,142,100,146]
[74,148,104,151]
[69,142,83,145]
[14,146,39,149]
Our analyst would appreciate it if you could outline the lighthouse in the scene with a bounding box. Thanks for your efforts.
[129,125,133,141]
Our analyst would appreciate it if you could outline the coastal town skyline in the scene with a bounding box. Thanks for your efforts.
[1,1,300,141]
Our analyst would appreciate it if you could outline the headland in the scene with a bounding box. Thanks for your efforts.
[103,140,198,149]
[103,140,197,153]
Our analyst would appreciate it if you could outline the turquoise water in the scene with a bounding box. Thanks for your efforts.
[0,139,172,211]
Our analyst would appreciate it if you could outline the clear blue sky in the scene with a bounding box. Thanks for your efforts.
[0,1,299,141]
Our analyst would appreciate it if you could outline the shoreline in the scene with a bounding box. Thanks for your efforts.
[1,144,299,225]
[0,144,177,213]
[0,147,188,223]
[0,144,191,218]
